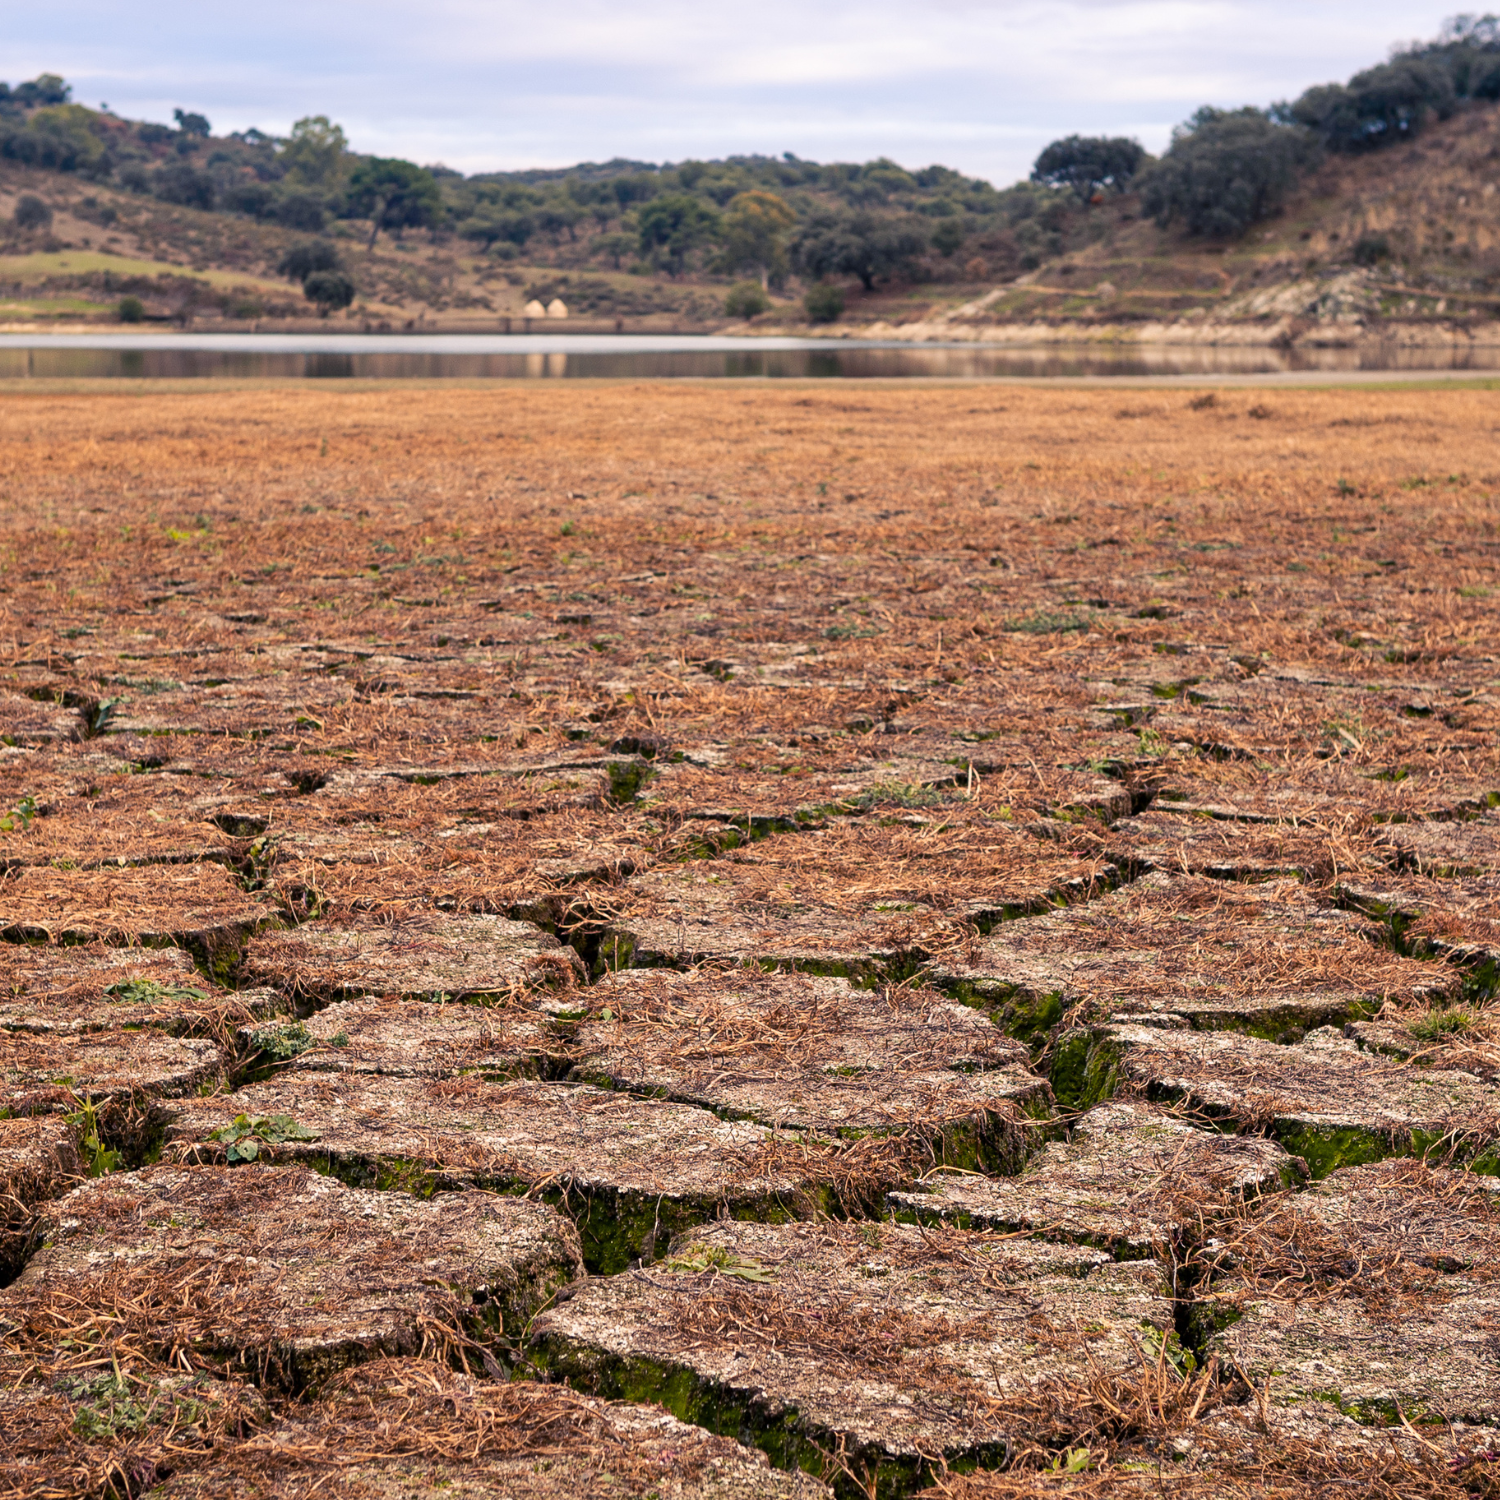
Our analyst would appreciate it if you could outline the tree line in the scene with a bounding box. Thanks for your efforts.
[4,13,1498,312]
[1035,15,1500,239]
[0,77,1067,296]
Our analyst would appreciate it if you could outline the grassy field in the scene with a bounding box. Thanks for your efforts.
[0,248,289,292]
[0,382,1498,1498]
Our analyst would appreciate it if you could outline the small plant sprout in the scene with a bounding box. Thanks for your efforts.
[248,1020,315,1060]
[105,977,209,1005]
[63,1096,120,1177]
[208,1113,318,1163]
[0,795,37,834]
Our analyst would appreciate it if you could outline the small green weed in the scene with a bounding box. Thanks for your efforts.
[1137,1326,1196,1379]
[104,977,209,1005]
[0,795,37,833]
[666,1245,776,1282]
[1409,1007,1475,1042]
[1049,1448,1091,1474]
[58,1375,154,1439]
[843,780,944,811]
[209,1112,318,1162]
[1003,609,1091,635]
[247,1020,314,1060]
[62,1096,120,1177]
[1322,715,1366,753]
[86,698,120,737]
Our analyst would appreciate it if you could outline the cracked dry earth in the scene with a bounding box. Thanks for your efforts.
[1,382,1499,1499]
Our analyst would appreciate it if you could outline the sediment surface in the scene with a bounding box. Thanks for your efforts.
[1,382,1497,1497]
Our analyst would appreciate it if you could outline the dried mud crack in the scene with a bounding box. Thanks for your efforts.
[2,382,1499,1498]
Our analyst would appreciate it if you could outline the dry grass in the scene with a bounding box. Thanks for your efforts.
[1,382,1498,1496]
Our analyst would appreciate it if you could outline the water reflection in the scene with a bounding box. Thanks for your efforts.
[0,335,1495,381]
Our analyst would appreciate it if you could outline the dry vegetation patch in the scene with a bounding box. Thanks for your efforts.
[161,1075,905,1271]
[2,1164,582,1391]
[256,994,563,1079]
[888,1100,1300,1257]
[0,941,280,1036]
[241,912,582,1001]
[0,1115,81,1281]
[1096,808,1378,883]
[568,967,1047,1169]
[0,383,1498,1492]
[148,1357,832,1500]
[936,873,1450,1045]
[602,819,1110,980]
[0,1026,222,1119]
[1375,811,1500,877]
[530,1218,1175,1495]
[0,864,270,954]
[1061,1022,1500,1174]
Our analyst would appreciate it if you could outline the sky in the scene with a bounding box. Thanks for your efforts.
[8,1,1462,185]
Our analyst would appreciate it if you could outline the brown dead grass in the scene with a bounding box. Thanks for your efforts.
[1,383,1499,1495]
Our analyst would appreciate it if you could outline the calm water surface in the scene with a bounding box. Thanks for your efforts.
[0,332,1494,380]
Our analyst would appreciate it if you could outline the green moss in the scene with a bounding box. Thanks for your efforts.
[1184,1300,1243,1349]
[1270,1121,1500,1180]
[1463,956,1499,1004]
[595,929,638,974]
[522,1339,997,1498]
[551,1188,811,1276]
[606,760,655,806]
[1048,1030,1121,1112]
[1001,988,1066,1047]
[1274,1124,1397,1179]
[827,1112,1027,1176]
[318,1150,467,1201]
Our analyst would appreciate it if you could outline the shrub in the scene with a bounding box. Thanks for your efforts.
[804,282,845,323]
[1352,233,1392,267]
[724,280,770,318]
[1286,57,1457,151]
[117,296,145,323]
[931,218,965,257]
[12,194,51,229]
[790,211,927,291]
[717,190,795,285]
[303,269,356,315]
[1140,107,1311,238]
[345,157,443,249]
[637,193,722,276]
[277,241,341,282]
[3,105,105,173]
[225,180,275,218]
[173,108,211,138]
[153,162,216,210]
[1031,135,1146,197]
[276,191,326,231]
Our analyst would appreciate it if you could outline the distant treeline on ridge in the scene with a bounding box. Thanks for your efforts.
[2,14,1498,293]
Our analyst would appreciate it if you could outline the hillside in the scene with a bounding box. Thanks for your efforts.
[0,61,1498,346]
[914,97,1500,349]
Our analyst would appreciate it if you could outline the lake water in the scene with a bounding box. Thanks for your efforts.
[0,331,1495,380]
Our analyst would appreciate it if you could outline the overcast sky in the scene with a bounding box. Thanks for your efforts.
[9,1,1460,184]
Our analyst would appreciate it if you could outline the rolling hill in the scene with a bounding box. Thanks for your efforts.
[1,50,1498,349]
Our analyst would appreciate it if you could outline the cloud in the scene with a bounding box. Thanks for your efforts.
[6,0,1458,183]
